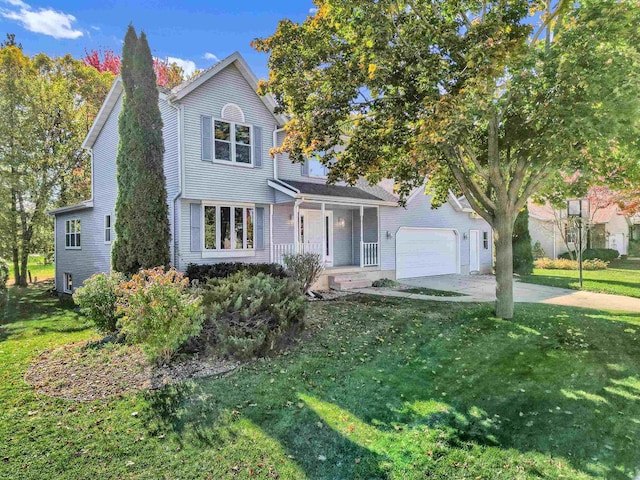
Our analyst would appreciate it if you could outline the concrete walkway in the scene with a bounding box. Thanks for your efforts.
[353,274,640,313]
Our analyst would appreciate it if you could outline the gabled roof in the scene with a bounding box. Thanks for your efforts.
[167,51,287,126]
[528,201,557,221]
[82,77,123,150]
[592,204,623,224]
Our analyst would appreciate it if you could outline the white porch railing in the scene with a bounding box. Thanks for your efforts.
[273,242,323,265]
[362,242,379,267]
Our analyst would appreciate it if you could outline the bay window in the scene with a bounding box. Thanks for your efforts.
[203,205,255,251]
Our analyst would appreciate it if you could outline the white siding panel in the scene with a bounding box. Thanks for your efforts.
[181,64,278,204]
[54,94,180,293]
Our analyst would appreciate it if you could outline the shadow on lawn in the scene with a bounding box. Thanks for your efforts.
[142,297,640,479]
[0,286,87,342]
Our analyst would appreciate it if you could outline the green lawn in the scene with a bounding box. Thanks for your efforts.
[521,258,640,298]
[2,287,640,479]
[7,261,55,285]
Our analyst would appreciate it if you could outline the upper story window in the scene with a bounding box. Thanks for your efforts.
[213,120,253,165]
[65,219,81,249]
[309,157,329,177]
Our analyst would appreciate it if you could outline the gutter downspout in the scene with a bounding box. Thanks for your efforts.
[168,97,184,269]
[272,127,286,180]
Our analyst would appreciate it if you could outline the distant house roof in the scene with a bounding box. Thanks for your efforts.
[528,201,557,221]
[592,204,622,224]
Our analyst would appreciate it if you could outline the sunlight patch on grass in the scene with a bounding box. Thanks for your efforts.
[561,389,610,405]
[611,377,640,392]
[604,386,640,401]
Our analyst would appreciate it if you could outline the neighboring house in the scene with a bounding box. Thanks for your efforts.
[590,205,631,255]
[528,201,631,258]
[528,202,569,259]
[49,52,493,295]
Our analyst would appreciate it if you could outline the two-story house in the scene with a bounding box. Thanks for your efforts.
[49,52,493,294]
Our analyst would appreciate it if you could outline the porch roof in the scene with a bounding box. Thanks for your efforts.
[270,179,398,206]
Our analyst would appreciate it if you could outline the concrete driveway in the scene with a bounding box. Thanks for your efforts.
[389,274,640,312]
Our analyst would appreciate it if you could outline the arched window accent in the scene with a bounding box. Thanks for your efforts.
[221,103,245,123]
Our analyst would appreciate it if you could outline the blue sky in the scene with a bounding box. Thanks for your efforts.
[0,0,316,79]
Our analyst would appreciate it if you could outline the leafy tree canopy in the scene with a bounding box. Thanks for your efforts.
[255,0,640,318]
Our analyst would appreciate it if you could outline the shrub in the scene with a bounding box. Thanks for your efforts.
[534,258,608,271]
[512,207,534,275]
[372,278,399,288]
[185,262,288,284]
[282,253,324,293]
[532,241,546,259]
[73,272,126,334]
[559,248,619,262]
[116,267,204,364]
[201,272,306,360]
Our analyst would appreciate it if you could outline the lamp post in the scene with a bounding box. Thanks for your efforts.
[567,198,589,289]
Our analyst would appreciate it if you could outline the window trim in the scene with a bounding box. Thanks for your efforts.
[63,272,73,294]
[65,219,81,250]
[211,118,254,168]
[104,214,113,244]
[201,202,256,258]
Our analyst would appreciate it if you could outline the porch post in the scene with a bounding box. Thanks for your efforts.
[360,205,364,267]
[293,201,300,254]
[269,204,274,263]
[321,202,326,265]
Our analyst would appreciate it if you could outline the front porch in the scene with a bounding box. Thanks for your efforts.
[270,200,381,269]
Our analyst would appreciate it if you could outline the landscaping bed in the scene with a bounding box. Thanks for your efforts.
[24,340,238,402]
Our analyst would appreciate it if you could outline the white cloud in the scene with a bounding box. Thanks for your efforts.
[203,52,219,62]
[167,56,196,76]
[1,0,83,39]
[309,7,318,13]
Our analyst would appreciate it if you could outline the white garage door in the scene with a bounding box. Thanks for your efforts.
[396,228,459,278]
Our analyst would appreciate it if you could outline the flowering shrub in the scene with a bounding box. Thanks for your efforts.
[534,258,608,271]
[201,272,306,360]
[73,272,126,334]
[116,267,204,363]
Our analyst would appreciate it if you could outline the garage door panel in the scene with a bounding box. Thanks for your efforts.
[396,228,458,278]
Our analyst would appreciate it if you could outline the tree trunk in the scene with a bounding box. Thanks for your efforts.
[494,214,515,319]
[19,245,29,286]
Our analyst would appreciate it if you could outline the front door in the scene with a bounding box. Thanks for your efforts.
[300,209,334,266]
[469,230,480,273]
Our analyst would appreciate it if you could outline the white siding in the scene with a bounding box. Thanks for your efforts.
[54,93,180,292]
[180,64,278,204]
[529,217,567,259]
[380,194,493,274]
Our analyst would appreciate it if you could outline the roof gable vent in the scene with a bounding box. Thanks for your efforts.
[221,103,245,123]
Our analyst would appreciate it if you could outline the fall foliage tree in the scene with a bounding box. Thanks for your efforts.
[255,0,640,318]
[83,48,186,88]
[112,25,170,274]
[0,37,113,285]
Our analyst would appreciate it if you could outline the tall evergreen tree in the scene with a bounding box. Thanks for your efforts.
[512,207,534,276]
[113,25,170,274]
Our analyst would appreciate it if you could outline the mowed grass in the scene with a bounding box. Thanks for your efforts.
[2,287,640,479]
[521,258,640,298]
[7,261,55,285]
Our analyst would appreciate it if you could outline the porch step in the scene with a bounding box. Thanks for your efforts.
[328,273,373,291]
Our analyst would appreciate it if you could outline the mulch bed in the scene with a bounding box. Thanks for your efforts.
[25,341,238,402]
